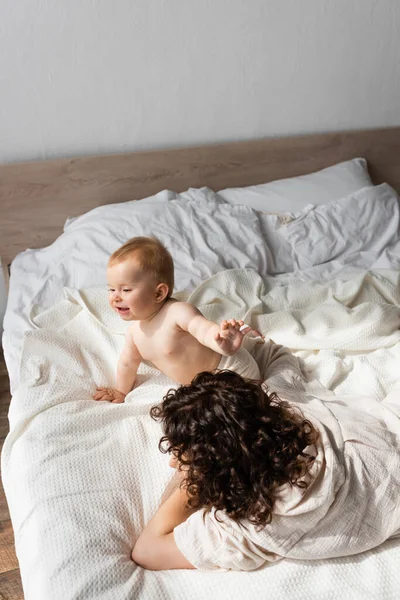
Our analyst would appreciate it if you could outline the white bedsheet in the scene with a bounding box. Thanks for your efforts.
[3,184,400,599]
[3,184,400,393]
[3,269,400,600]
[2,187,276,392]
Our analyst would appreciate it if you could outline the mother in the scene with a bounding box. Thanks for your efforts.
[132,340,400,571]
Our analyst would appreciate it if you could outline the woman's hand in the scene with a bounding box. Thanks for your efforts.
[236,319,265,340]
[92,387,126,403]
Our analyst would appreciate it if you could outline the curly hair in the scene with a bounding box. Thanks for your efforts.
[151,370,319,527]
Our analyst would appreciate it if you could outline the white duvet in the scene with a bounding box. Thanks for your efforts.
[3,268,400,599]
[4,183,399,393]
[3,183,400,599]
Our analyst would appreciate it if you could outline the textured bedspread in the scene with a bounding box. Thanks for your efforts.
[3,268,400,599]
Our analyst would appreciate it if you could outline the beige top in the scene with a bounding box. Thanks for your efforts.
[174,341,400,571]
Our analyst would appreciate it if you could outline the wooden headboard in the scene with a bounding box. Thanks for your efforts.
[1,126,399,266]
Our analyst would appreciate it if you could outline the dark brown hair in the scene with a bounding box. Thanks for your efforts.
[109,236,174,297]
[151,370,319,527]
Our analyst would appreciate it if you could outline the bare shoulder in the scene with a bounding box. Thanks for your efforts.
[125,323,137,342]
[167,301,203,331]
[168,300,201,319]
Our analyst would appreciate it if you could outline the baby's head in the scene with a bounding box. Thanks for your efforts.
[151,371,318,526]
[107,236,174,320]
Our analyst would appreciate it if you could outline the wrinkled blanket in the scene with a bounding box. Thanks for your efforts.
[3,268,400,599]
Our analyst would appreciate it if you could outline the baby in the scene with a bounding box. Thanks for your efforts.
[93,236,262,403]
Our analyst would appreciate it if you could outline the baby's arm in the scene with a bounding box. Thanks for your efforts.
[115,328,141,394]
[93,328,141,403]
[174,303,245,355]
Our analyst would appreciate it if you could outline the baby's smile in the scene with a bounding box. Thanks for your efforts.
[116,306,130,315]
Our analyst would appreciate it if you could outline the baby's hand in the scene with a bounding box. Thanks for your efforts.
[92,387,126,403]
[214,319,265,355]
[214,319,246,355]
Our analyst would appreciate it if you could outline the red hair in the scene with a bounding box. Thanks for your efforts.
[109,237,174,297]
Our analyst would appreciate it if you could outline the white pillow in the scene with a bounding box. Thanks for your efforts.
[217,158,373,213]
[63,189,178,231]
[278,184,400,270]
[14,188,276,306]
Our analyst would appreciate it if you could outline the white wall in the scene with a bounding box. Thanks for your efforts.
[1,0,399,164]
[0,1,399,329]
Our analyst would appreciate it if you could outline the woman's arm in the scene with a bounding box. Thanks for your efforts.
[132,486,196,570]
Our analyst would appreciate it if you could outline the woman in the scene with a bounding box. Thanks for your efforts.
[132,341,400,571]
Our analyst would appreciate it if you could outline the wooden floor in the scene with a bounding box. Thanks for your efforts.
[0,350,24,600]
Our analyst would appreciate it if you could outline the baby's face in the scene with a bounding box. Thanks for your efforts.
[107,258,159,321]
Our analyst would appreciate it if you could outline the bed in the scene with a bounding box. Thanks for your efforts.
[1,126,400,600]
